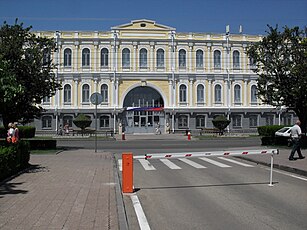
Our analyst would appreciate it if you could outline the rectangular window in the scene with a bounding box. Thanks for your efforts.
[178,115,188,128]
[266,115,274,126]
[232,115,242,128]
[249,115,258,128]
[196,116,206,128]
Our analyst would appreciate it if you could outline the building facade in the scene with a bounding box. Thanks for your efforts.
[34,19,293,134]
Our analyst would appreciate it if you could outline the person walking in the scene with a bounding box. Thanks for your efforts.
[289,120,305,160]
[12,122,19,143]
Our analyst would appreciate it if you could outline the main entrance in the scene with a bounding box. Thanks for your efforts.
[122,86,165,134]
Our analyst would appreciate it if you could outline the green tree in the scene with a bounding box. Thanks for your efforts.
[247,26,307,132]
[212,115,230,135]
[73,114,92,135]
[0,20,61,128]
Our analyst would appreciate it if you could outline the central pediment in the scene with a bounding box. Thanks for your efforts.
[111,19,175,31]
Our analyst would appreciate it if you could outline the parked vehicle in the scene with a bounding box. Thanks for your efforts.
[275,127,292,137]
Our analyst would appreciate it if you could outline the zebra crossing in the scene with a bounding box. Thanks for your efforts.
[118,156,254,171]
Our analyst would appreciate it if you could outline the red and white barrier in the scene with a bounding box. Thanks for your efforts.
[135,149,278,160]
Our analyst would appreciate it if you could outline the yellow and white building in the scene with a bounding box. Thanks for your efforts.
[36,19,293,134]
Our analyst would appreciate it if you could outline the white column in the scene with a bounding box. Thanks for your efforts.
[244,80,248,106]
[94,42,98,72]
[207,46,211,71]
[150,42,154,71]
[74,79,78,108]
[74,41,79,72]
[208,80,212,106]
[189,44,193,72]
[189,80,193,106]
[133,43,137,71]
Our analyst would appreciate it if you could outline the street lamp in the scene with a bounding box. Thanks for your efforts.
[55,31,60,133]
[226,25,231,132]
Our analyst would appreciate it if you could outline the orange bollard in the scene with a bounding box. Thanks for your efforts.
[188,132,191,140]
[122,152,133,193]
[122,132,125,140]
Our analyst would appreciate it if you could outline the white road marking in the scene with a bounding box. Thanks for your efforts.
[218,157,254,167]
[265,168,307,181]
[160,159,181,169]
[199,157,232,168]
[131,194,151,230]
[118,159,122,171]
[178,158,207,168]
[138,159,156,171]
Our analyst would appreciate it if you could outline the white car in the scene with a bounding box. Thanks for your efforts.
[275,127,292,137]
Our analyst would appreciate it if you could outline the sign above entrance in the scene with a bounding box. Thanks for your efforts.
[126,106,164,111]
[90,92,103,105]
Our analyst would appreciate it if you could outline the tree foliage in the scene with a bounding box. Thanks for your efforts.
[212,115,230,135]
[0,20,61,128]
[247,26,307,131]
[73,114,92,132]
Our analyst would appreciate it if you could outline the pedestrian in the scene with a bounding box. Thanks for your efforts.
[57,124,63,135]
[6,123,15,143]
[289,120,305,161]
[12,122,19,143]
[64,123,70,135]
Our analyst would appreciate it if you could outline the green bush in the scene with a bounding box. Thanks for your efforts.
[257,125,285,137]
[28,140,57,150]
[0,140,30,181]
[73,114,92,132]
[212,115,230,135]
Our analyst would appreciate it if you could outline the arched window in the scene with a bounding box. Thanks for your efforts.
[156,49,164,68]
[196,50,203,68]
[42,116,52,129]
[64,48,72,67]
[101,48,109,67]
[214,50,221,69]
[179,49,186,68]
[233,50,240,69]
[234,84,241,103]
[100,116,110,128]
[139,48,147,68]
[82,48,90,67]
[42,50,50,66]
[100,84,108,103]
[63,84,71,103]
[122,48,130,68]
[82,84,90,103]
[196,115,206,128]
[251,85,257,103]
[197,84,205,103]
[214,84,222,103]
[179,84,187,103]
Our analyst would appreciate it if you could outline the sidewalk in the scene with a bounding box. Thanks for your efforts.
[0,150,122,230]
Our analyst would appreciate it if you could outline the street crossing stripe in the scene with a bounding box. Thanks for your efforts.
[160,159,181,169]
[118,159,122,171]
[178,158,207,169]
[217,157,254,167]
[199,157,232,168]
[138,159,156,170]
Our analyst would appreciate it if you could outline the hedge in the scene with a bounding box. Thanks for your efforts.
[0,139,56,150]
[0,141,30,181]
[0,126,36,138]
[257,125,286,138]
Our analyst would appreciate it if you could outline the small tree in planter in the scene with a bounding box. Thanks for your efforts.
[212,115,230,135]
[73,114,92,136]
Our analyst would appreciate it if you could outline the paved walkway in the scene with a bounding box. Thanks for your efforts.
[0,135,306,230]
[0,150,119,230]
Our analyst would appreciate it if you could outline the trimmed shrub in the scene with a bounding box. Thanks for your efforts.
[212,115,230,135]
[257,125,285,137]
[73,114,92,133]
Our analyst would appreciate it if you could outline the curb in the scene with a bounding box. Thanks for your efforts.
[237,156,307,177]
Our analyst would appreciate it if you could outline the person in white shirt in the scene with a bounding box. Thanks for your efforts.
[289,120,305,160]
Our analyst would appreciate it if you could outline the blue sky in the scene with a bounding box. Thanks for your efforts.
[0,0,306,35]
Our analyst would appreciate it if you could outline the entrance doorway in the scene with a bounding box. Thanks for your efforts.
[123,86,164,134]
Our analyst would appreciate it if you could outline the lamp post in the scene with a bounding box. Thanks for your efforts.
[171,31,175,133]
[55,31,60,133]
[226,26,231,132]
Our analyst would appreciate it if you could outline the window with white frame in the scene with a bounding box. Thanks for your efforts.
[42,96,50,104]
[196,115,206,128]
[100,84,108,103]
[63,84,71,103]
[251,85,257,103]
[196,50,203,68]
[214,84,222,103]
[233,50,240,69]
[82,84,90,103]
[82,48,90,67]
[232,115,242,128]
[178,115,188,128]
[249,57,256,69]
[42,116,52,129]
[234,84,241,103]
[214,50,221,69]
[101,48,109,67]
[179,49,186,68]
[122,48,130,68]
[266,115,274,125]
[179,84,187,103]
[249,115,258,128]
[197,84,205,103]
[64,48,72,67]
[156,49,164,68]
[139,48,147,68]
[42,50,51,66]
[100,116,110,128]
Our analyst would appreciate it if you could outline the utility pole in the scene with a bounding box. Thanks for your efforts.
[55,31,60,133]
[226,25,231,132]
[171,31,175,133]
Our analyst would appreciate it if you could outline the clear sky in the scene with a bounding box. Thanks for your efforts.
[0,0,306,35]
